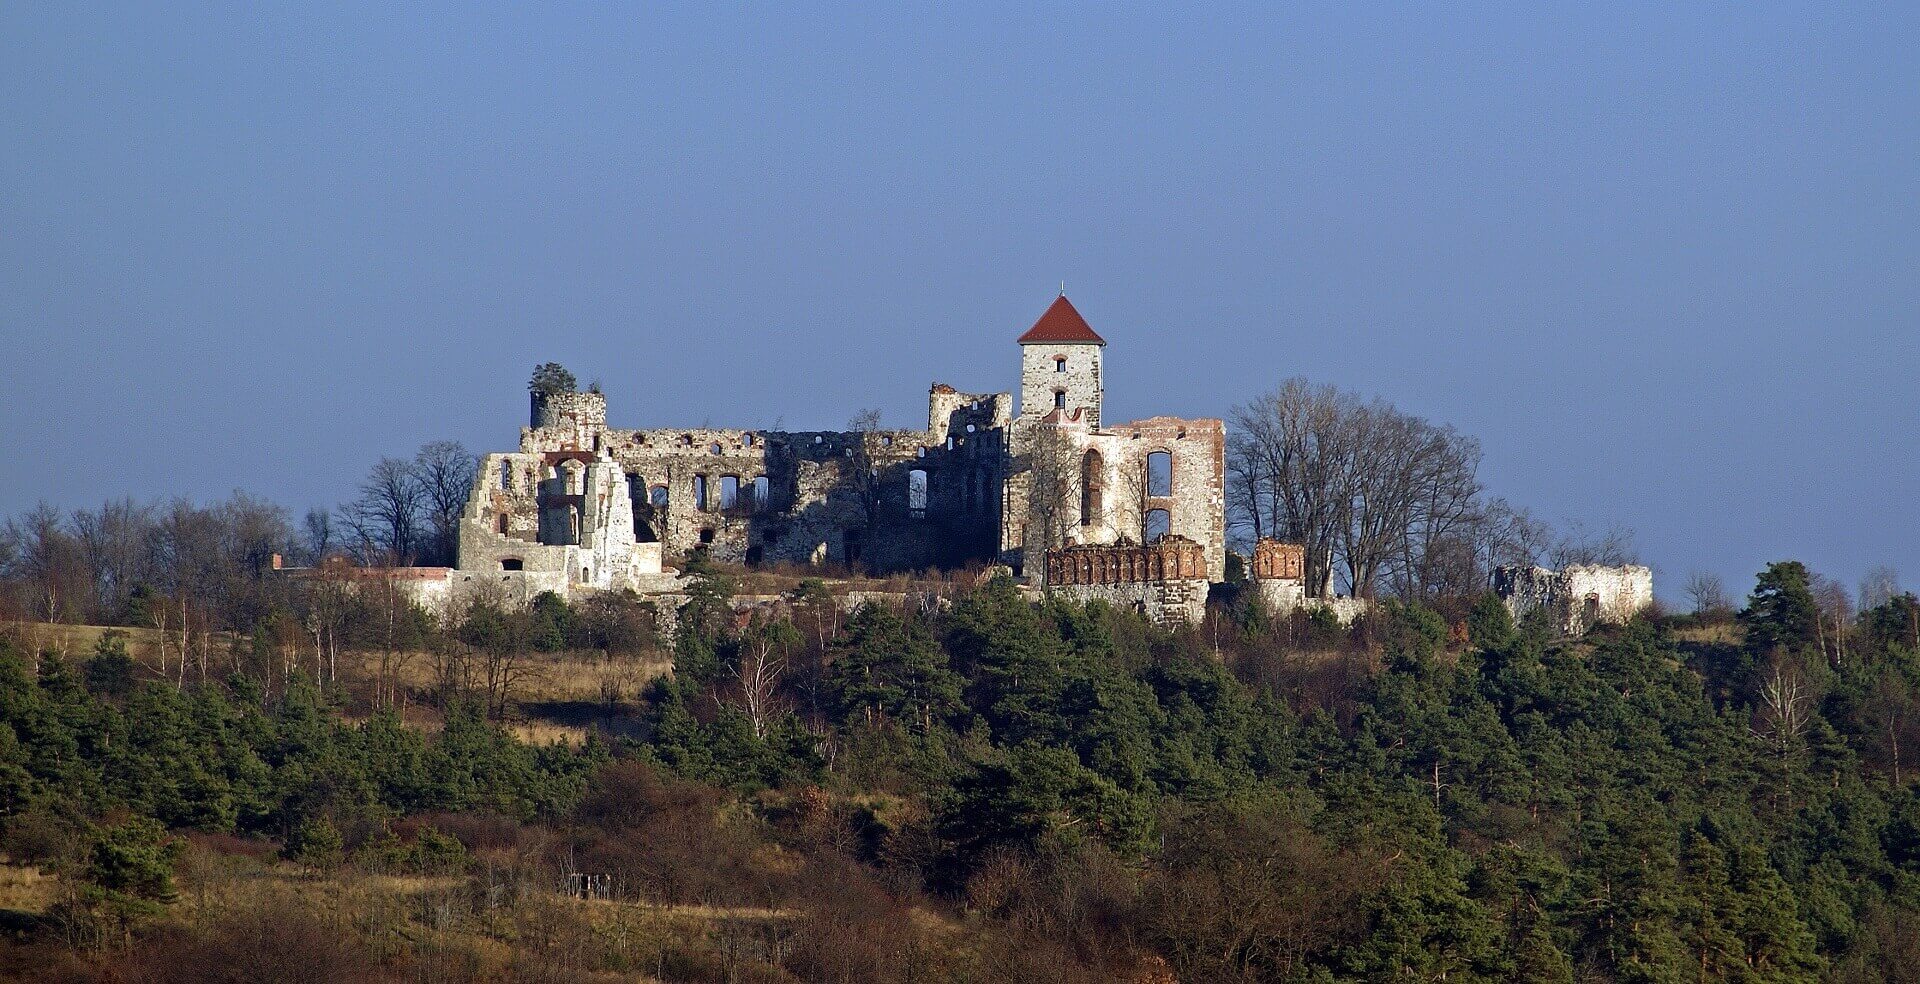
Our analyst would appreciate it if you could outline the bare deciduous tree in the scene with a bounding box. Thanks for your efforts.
[732,628,790,738]
[342,457,427,563]
[1685,571,1730,617]
[1229,378,1494,601]
[414,441,476,567]
[1861,566,1903,612]
[1020,422,1081,584]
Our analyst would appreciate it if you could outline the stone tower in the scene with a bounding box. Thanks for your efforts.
[1017,294,1105,428]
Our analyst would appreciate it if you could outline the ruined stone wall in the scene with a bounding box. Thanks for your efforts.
[1009,414,1228,582]
[1043,538,1210,625]
[460,447,658,593]
[1253,540,1305,580]
[1495,564,1654,635]
[1246,539,1368,624]
[529,390,608,448]
[499,385,1011,576]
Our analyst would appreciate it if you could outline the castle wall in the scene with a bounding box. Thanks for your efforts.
[459,298,1229,601]
[499,384,1012,576]
[1247,538,1368,624]
[1007,414,1227,583]
[1495,564,1654,635]
[1044,538,1210,625]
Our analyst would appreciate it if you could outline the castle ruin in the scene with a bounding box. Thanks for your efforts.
[1494,564,1655,635]
[449,295,1228,616]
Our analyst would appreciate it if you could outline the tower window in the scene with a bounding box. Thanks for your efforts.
[1054,390,1067,410]
[1054,356,1067,373]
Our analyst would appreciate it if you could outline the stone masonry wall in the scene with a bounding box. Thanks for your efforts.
[1495,564,1654,635]
[1021,343,1102,429]
[1044,538,1210,625]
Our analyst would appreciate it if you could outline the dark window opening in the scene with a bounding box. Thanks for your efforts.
[745,545,763,565]
[500,558,523,571]
[499,460,512,489]
[1054,356,1067,373]
[693,475,709,511]
[1080,450,1104,526]
[1054,390,1067,410]
[699,528,715,544]
[1145,508,1172,543]
[1147,451,1173,497]
[496,514,509,534]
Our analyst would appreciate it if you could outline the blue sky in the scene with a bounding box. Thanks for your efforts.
[3,3,1915,601]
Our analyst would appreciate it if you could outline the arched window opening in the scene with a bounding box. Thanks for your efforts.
[693,475,709,511]
[1053,390,1067,410]
[1054,356,1067,373]
[719,475,741,510]
[1145,508,1172,544]
[908,469,929,518]
[1080,450,1104,527]
[1147,451,1173,497]
[500,558,523,571]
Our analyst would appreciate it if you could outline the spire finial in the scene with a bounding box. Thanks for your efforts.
[1059,280,1066,297]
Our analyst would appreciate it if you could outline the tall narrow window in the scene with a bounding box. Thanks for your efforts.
[1080,450,1104,526]
[1054,390,1067,410]
[752,475,769,511]
[1145,508,1171,543]
[908,469,929,518]
[1147,451,1172,497]
[499,460,512,489]
[719,475,740,510]
[693,475,708,511]
[1054,356,1067,373]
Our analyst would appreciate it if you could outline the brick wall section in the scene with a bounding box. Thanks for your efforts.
[1043,537,1210,625]
[1046,536,1207,585]
[1252,540,1305,580]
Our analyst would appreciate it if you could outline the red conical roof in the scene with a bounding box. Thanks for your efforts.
[1017,294,1105,345]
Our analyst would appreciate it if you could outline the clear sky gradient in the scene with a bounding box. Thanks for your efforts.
[3,3,1915,601]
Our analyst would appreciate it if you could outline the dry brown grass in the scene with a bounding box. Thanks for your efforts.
[0,863,58,915]
[1673,620,1744,646]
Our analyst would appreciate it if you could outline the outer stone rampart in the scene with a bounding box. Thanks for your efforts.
[1495,564,1654,635]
